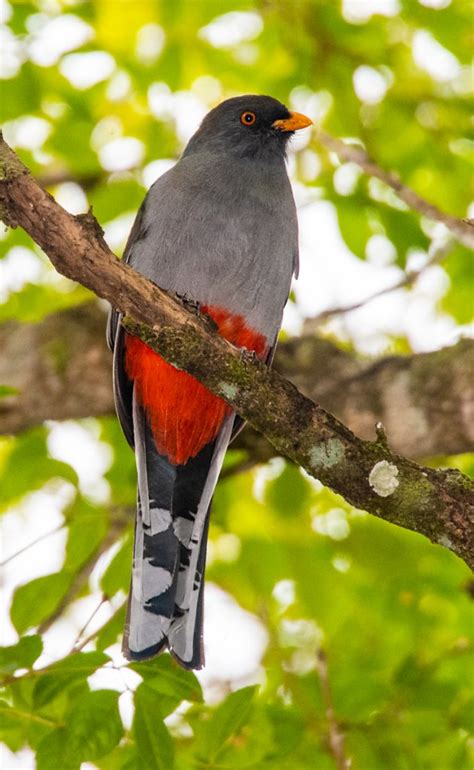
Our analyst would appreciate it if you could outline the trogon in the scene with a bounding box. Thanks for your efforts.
[107,95,312,668]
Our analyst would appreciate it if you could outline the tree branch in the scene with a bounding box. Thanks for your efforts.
[2,302,472,460]
[317,131,474,250]
[0,134,473,569]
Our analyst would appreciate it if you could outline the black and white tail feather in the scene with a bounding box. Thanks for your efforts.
[123,397,233,667]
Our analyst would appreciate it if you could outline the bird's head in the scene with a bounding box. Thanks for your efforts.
[183,95,313,161]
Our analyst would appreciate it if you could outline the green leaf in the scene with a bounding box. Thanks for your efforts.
[36,728,81,770]
[205,704,274,768]
[0,385,18,398]
[266,704,305,760]
[377,205,429,265]
[101,532,133,597]
[89,179,145,224]
[10,572,72,634]
[0,635,43,675]
[130,653,203,716]
[0,428,77,510]
[441,244,474,324]
[65,498,108,572]
[66,689,123,761]
[0,225,34,261]
[94,744,140,770]
[33,652,110,708]
[45,117,100,177]
[0,282,92,323]
[200,686,258,763]
[131,653,203,703]
[0,699,51,753]
[101,417,137,506]
[335,198,373,259]
[133,683,175,770]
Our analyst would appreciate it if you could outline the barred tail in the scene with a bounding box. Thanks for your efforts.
[123,393,234,668]
[122,393,178,660]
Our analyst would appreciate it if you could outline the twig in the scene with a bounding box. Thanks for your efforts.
[316,649,351,770]
[0,602,127,689]
[375,421,389,448]
[306,275,409,329]
[219,457,260,479]
[71,594,108,652]
[305,236,454,328]
[0,524,64,567]
[74,598,127,653]
[317,131,474,250]
[37,170,104,191]
[0,706,62,729]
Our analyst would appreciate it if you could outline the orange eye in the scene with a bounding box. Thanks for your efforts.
[240,111,256,126]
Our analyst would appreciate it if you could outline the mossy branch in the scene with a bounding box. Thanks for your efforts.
[1,304,473,459]
[0,134,472,569]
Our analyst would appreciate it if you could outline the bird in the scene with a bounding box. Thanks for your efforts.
[107,94,312,669]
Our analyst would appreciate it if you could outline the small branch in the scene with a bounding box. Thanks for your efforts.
[374,421,389,448]
[74,599,127,653]
[220,457,261,479]
[307,276,411,326]
[71,594,108,652]
[317,131,474,250]
[306,235,454,326]
[0,604,127,689]
[0,134,473,569]
[0,524,64,567]
[37,170,105,191]
[0,706,62,729]
[316,649,351,770]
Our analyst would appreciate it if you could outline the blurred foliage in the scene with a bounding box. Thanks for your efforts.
[0,1,473,769]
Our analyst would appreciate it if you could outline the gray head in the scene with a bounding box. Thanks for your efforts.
[183,95,312,162]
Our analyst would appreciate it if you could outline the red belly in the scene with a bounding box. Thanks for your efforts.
[124,305,268,465]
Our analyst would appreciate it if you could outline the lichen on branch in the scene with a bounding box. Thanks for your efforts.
[0,134,473,569]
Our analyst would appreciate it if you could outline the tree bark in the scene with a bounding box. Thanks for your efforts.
[0,135,473,569]
[1,302,473,462]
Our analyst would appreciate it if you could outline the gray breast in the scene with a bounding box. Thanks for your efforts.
[128,151,298,340]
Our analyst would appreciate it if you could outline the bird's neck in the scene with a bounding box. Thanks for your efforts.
[182,132,289,165]
[179,149,290,207]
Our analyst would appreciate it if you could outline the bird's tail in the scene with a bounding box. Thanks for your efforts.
[122,394,178,660]
[122,394,233,668]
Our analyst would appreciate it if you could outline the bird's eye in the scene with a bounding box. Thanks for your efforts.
[240,111,256,126]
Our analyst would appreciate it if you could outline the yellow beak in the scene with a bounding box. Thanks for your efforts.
[272,111,313,132]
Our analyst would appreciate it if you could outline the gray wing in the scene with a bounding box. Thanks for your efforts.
[106,204,147,351]
[107,203,149,447]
